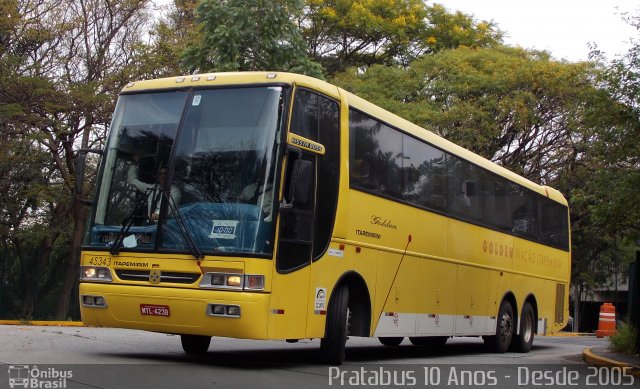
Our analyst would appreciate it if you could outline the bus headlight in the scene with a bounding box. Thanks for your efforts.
[81,266,112,282]
[211,274,226,286]
[199,273,265,291]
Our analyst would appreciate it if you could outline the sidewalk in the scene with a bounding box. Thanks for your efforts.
[0,320,83,327]
[583,345,640,377]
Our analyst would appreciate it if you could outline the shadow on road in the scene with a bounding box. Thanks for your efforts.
[94,339,553,369]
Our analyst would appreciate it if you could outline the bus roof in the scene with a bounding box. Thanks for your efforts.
[122,71,568,206]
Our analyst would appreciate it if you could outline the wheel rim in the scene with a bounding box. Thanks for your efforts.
[345,307,351,338]
[500,311,513,345]
[522,311,533,343]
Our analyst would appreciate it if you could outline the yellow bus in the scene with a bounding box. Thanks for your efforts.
[78,72,570,365]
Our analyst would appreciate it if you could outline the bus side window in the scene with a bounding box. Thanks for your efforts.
[351,159,371,188]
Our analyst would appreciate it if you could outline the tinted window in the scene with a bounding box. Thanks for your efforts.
[402,135,447,210]
[540,200,569,248]
[348,109,569,251]
[447,155,483,222]
[291,90,319,140]
[482,173,512,232]
[280,89,340,267]
[510,183,539,240]
[314,95,340,259]
[350,110,402,197]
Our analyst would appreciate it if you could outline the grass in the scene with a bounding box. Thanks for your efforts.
[609,322,638,355]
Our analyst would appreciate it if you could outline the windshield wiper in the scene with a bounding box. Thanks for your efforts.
[165,192,203,259]
[110,189,153,255]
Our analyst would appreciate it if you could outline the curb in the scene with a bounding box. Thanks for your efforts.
[583,348,640,377]
[543,332,595,337]
[0,320,84,327]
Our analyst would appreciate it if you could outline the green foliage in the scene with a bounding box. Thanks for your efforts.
[302,0,503,74]
[585,11,640,244]
[423,4,504,53]
[610,322,638,355]
[333,47,612,180]
[148,0,202,76]
[182,0,323,77]
[303,0,427,72]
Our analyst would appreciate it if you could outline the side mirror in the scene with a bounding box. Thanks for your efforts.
[74,148,103,206]
[289,159,313,205]
[281,157,313,209]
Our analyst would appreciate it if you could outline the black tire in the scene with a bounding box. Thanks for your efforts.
[378,337,403,346]
[180,334,211,354]
[320,285,350,365]
[511,302,535,353]
[409,336,448,347]
[485,300,514,353]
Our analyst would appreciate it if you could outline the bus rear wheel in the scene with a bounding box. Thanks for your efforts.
[180,334,211,354]
[511,302,535,353]
[409,336,448,347]
[378,337,403,346]
[320,285,350,365]
[485,300,514,353]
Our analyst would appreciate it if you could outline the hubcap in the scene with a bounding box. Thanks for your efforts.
[500,312,513,344]
[522,312,533,343]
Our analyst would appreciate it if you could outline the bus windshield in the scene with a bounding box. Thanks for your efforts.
[86,86,286,256]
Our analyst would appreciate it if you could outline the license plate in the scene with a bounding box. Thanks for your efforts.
[140,304,170,317]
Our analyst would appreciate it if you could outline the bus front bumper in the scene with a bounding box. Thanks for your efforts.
[79,282,270,339]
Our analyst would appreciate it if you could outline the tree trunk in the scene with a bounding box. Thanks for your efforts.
[573,285,581,332]
[55,199,87,320]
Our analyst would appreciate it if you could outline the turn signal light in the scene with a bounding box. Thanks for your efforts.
[226,275,242,287]
[80,266,112,282]
[244,275,265,291]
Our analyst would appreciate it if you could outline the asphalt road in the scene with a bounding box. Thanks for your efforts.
[0,326,632,389]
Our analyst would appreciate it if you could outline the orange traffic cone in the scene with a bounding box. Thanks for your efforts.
[595,302,617,338]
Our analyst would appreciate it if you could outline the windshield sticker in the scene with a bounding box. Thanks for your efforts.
[210,220,239,239]
[123,234,137,248]
[192,95,202,106]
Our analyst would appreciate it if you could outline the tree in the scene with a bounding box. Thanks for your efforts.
[149,0,202,76]
[333,47,620,181]
[301,1,503,74]
[182,0,323,77]
[588,10,640,241]
[0,0,155,319]
[566,11,640,329]
[422,4,503,54]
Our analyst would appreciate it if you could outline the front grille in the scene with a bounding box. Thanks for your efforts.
[115,270,201,284]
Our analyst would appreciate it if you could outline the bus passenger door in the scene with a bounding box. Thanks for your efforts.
[269,149,316,339]
[269,87,340,340]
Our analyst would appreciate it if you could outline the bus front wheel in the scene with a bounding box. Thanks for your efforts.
[180,334,211,354]
[321,285,350,365]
